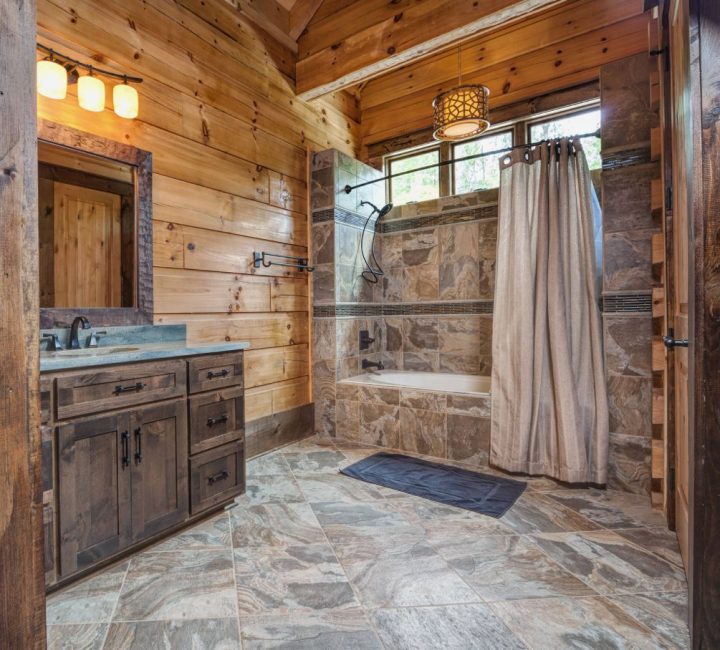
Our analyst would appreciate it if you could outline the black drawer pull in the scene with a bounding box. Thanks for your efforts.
[207,414,229,427]
[121,431,130,469]
[208,470,229,485]
[134,427,143,464]
[207,369,229,380]
[114,382,146,395]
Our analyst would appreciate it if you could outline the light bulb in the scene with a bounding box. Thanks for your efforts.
[78,74,105,112]
[37,59,67,100]
[113,83,139,119]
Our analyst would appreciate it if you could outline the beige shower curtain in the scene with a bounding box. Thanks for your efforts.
[490,139,608,484]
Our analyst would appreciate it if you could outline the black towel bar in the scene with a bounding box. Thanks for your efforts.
[253,251,315,272]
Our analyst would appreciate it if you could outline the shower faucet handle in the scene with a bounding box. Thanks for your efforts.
[359,330,375,350]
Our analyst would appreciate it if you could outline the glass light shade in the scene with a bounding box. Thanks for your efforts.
[433,85,490,142]
[37,59,67,100]
[78,75,106,112]
[113,83,139,119]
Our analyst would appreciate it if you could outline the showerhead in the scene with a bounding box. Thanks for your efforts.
[360,200,394,220]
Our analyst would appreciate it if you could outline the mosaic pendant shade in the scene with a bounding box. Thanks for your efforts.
[432,84,491,141]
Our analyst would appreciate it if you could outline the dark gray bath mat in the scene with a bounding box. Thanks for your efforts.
[340,452,527,518]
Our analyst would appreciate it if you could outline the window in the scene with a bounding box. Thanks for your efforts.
[388,147,440,205]
[528,108,601,170]
[384,103,601,206]
[453,130,513,194]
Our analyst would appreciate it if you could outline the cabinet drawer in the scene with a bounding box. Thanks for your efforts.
[55,360,187,420]
[188,352,243,394]
[189,440,245,515]
[189,386,244,455]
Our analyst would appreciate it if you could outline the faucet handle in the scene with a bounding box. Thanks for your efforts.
[87,330,107,348]
[42,333,64,351]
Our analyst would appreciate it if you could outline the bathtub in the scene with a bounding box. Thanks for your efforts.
[335,371,492,467]
[341,370,490,395]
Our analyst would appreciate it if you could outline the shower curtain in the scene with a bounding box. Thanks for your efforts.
[490,139,608,484]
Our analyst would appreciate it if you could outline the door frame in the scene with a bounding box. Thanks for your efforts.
[664,0,720,646]
[686,0,720,646]
[0,0,46,646]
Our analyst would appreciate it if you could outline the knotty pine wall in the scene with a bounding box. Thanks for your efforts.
[37,0,360,426]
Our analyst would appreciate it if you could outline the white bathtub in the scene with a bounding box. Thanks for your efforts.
[341,370,491,396]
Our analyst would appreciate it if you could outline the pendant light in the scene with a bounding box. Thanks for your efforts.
[433,48,490,141]
[37,56,68,100]
[113,79,139,119]
[78,69,106,112]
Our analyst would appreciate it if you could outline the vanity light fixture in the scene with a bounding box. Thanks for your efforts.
[432,47,490,141]
[36,44,143,118]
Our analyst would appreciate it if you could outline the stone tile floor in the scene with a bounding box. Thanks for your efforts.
[47,437,690,649]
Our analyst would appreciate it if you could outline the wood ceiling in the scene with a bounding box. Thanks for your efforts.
[358,0,650,146]
[225,0,651,147]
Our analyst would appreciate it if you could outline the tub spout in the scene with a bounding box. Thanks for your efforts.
[362,359,384,371]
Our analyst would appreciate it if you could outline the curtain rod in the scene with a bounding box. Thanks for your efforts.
[342,129,601,194]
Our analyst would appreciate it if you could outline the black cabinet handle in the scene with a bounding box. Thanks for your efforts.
[208,470,229,485]
[207,369,229,380]
[114,382,146,395]
[207,414,229,427]
[121,431,130,469]
[134,427,142,464]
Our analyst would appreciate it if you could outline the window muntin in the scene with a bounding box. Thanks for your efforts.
[452,130,513,194]
[388,148,441,205]
[528,108,601,170]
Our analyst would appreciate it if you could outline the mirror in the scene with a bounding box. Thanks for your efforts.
[39,142,135,309]
[38,120,153,328]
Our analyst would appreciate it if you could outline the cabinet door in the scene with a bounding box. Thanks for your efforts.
[57,413,131,578]
[130,400,189,542]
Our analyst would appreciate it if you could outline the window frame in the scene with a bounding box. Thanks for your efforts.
[383,100,601,206]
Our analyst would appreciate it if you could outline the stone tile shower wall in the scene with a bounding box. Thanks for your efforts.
[311,146,498,442]
[600,53,659,496]
[378,194,497,374]
[311,149,386,437]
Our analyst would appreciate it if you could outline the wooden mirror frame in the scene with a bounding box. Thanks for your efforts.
[38,120,153,328]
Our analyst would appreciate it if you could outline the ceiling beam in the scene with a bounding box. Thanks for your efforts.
[289,0,325,40]
[224,0,297,52]
[295,0,568,101]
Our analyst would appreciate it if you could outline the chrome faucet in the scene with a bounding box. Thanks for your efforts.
[69,316,91,349]
[362,359,384,371]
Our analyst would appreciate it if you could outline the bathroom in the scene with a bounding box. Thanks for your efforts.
[1,0,719,648]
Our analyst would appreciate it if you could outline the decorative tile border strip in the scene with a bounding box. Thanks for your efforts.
[314,301,495,318]
[335,206,375,229]
[381,205,498,233]
[601,293,653,313]
[602,147,652,171]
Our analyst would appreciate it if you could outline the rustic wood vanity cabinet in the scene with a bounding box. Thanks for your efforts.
[41,350,246,589]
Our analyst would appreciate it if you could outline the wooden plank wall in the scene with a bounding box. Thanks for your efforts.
[0,0,46,645]
[356,0,650,150]
[37,0,360,425]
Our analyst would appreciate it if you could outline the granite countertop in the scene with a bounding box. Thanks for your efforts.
[39,324,250,373]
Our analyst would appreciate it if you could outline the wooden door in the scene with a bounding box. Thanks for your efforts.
[53,182,122,308]
[668,0,692,572]
[129,400,188,542]
[57,413,131,577]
